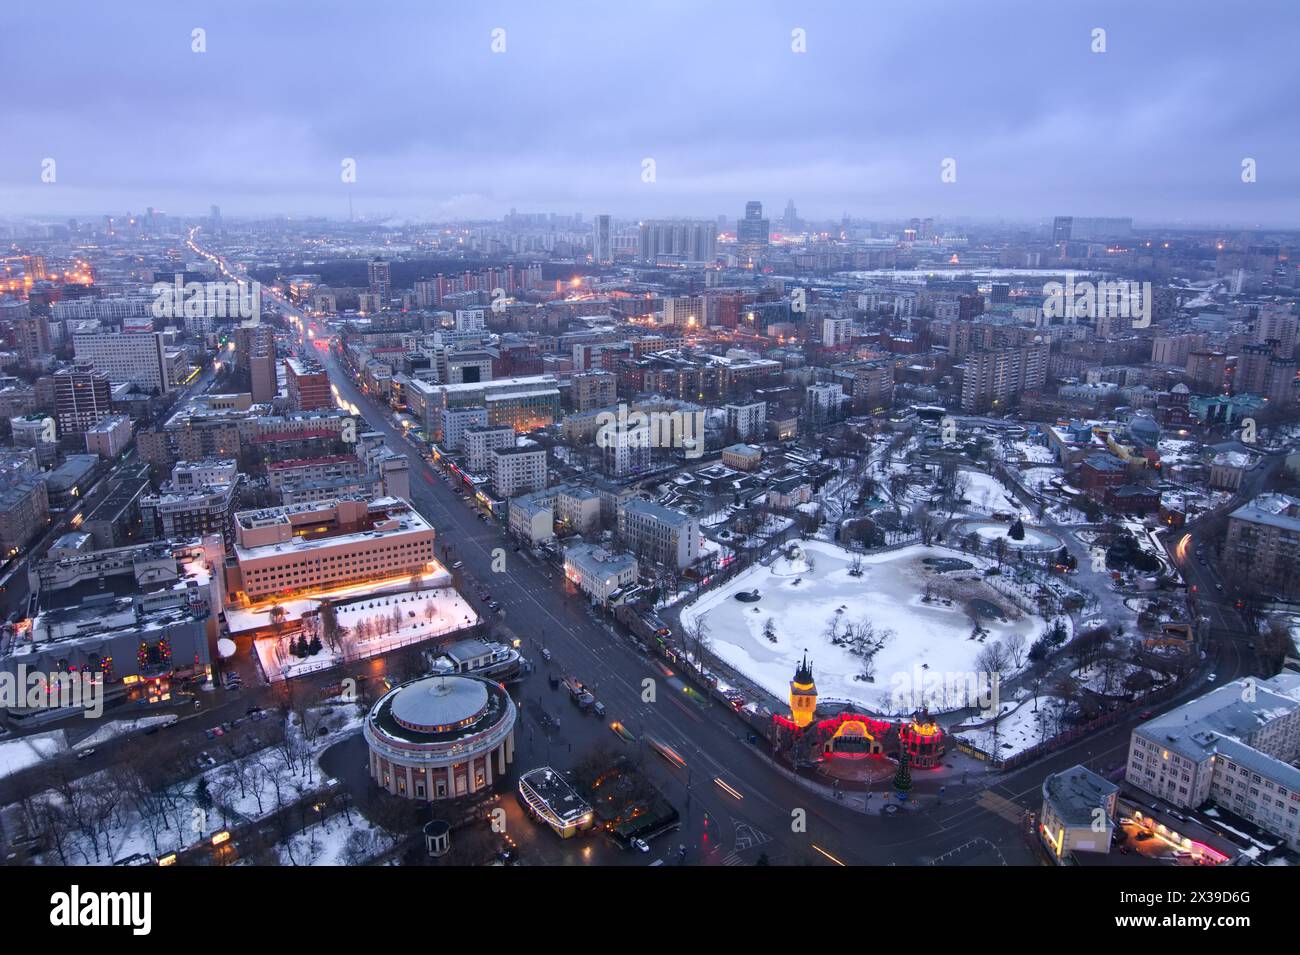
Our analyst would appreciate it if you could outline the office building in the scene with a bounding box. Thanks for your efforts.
[230,497,436,601]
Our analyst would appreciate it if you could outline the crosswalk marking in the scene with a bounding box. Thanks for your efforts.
[976,789,1025,824]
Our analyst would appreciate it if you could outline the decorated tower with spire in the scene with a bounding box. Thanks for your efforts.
[789,651,818,728]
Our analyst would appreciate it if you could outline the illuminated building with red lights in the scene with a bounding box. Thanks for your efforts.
[773,659,946,768]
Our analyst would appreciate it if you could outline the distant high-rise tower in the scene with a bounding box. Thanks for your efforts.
[737,201,769,254]
[368,257,391,307]
[1052,216,1073,244]
[789,651,818,728]
[592,214,612,264]
[782,199,801,233]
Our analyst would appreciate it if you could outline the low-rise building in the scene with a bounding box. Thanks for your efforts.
[84,414,134,459]
[564,542,638,604]
[721,443,762,471]
[1039,764,1119,863]
[0,476,49,556]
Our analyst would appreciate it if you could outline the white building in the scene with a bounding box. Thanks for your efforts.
[821,316,854,347]
[84,414,134,459]
[440,406,488,452]
[455,309,486,332]
[564,543,638,604]
[725,401,767,441]
[73,329,173,394]
[491,446,547,498]
[1125,673,1300,850]
[465,425,516,472]
[617,498,699,570]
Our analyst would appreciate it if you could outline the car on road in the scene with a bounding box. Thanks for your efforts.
[541,648,552,662]
[632,838,650,853]
[593,701,606,718]
[452,561,464,570]
[488,601,501,611]
[77,748,96,760]
[1138,710,1154,720]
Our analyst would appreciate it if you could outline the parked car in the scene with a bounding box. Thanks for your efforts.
[593,701,606,717]
[632,837,650,853]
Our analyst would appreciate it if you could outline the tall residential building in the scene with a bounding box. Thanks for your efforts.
[1223,493,1300,597]
[616,498,699,570]
[285,356,332,411]
[637,220,717,264]
[491,446,548,498]
[235,322,278,404]
[599,421,651,478]
[571,370,617,412]
[1186,351,1228,392]
[368,257,392,307]
[73,328,172,394]
[464,425,516,472]
[53,364,113,436]
[1256,306,1298,357]
[140,459,242,544]
[804,382,845,426]
[821,316,854,347]
[725,401,766,441]
[960,343,1049,413]
[592,214,613,264]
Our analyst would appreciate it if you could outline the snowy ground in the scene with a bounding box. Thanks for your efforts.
[74,716,178,749]
[0,730,66,779]
[224,566,454,636]
[680,540,1042,715]
[960,469,1023,516]
[255,586,480,682]
[10,703,367,864]
[953,697,1069,760]
[965,521,1062,550]
[278,811,396,865]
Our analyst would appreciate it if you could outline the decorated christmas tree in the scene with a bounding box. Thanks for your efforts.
[893,747,913,797]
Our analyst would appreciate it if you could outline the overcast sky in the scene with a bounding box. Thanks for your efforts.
[1,1,1296,226]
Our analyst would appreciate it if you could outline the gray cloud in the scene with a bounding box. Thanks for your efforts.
[0,0,1296,224]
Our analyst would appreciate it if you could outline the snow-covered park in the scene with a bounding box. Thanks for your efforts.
[255,586,480,682]
[680,540,1043,715]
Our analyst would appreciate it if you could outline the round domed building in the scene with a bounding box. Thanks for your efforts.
[363,674,517,801]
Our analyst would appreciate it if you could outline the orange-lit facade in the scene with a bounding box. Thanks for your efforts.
[788,653,817,728]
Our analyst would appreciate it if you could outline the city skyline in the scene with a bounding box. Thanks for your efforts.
[1,0,1297,226]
